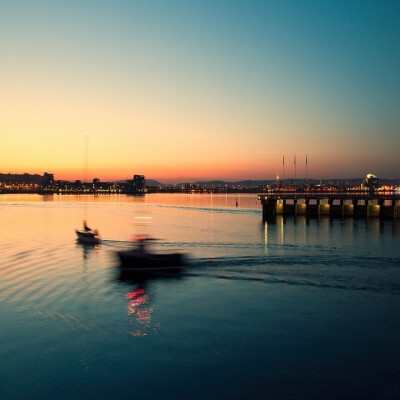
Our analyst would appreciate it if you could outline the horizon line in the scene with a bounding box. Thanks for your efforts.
[1,171,400,185]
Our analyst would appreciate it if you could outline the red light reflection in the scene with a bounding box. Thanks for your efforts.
[126,288,145,299]
[125,285,159,336]
[128,295,147,309]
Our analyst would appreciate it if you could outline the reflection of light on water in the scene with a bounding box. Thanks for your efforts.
[127,295,147,313]
[126,288,145,299]
[264,222,268,255]
[126,287,159,337]
[136,309,152,322]
[130,330,148,337]
[134,216,154,225]
[262,216,285,255]
[278,215,284,246]
[133,215,155,240]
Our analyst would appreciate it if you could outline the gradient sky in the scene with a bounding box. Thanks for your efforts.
[1,0,399,182]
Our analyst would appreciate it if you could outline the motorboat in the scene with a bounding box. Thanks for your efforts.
[117,250,184,272]
[76,228,101,245]
[76,221,100,244]
[116,239,185,273]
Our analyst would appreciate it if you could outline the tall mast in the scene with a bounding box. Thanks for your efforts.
[83,133,89,221]
[84,133,89,184]
[306,154,308,182]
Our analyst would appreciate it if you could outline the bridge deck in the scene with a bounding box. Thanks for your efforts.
[258,192,400,220]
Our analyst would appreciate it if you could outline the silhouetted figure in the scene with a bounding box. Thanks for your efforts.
[235,199,238,207]
[137,237,147,253]
[83,220,91,231]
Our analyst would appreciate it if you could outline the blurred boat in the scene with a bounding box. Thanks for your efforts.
[116,238,184,272]
[76,229,101,245]
[76,221,100,244]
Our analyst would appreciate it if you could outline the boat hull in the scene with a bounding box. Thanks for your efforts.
[76,230,101,245]
[117,250,184,272]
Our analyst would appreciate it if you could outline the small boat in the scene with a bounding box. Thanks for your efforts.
[76,220,100,244]
[116,239,184,273]
[76,229,101,245]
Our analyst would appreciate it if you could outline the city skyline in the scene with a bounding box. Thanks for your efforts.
[1,169,399,187]
[1,1,400,182]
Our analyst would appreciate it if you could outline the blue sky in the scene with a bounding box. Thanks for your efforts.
[1,0,399,181]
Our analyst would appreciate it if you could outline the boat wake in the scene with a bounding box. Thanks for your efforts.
[182,255,400,295]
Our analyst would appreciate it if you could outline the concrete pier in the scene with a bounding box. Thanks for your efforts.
[259,193,400,221]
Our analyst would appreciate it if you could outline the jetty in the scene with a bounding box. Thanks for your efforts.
[258,192,400,221]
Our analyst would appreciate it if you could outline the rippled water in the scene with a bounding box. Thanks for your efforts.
[0,193,399,399]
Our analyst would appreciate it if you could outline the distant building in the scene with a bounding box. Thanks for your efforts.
[181,183,192,191]
[126,175,145,194]
[93,178,100,190]
[42,172,54,189]
[56,180,70,192]
[364,173,378,191]
[134,175,145,192]
[74,180,83,191]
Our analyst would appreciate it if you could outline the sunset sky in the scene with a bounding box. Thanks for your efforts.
[1,1,399,182]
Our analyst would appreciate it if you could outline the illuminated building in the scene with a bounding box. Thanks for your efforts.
[364,173,379,191]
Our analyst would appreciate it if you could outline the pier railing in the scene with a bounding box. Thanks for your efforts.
[258,192,400,220]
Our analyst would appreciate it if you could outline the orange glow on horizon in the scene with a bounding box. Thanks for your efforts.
[2,153,386,184]
[2,160,283,183]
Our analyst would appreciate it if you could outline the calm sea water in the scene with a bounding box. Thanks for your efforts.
[0,193,399,399]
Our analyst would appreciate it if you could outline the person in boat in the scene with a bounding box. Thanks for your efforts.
[130,234,148,253]
[136,235,147,253]
[83,220,91,232]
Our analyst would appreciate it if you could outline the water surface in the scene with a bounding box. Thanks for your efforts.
[0,194,399,399]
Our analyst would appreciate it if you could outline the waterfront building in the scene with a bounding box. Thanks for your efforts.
[364,174,379,191]
[125,175,145,194]
[93,178,100,190]
[42,172,54,189]
[74,180,83,191]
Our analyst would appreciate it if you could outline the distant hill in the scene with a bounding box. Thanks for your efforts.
[145,179,163,186]
[193,180,273,187]
[192,179,322,187]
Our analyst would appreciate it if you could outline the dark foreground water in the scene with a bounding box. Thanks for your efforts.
[0,194,399,399]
